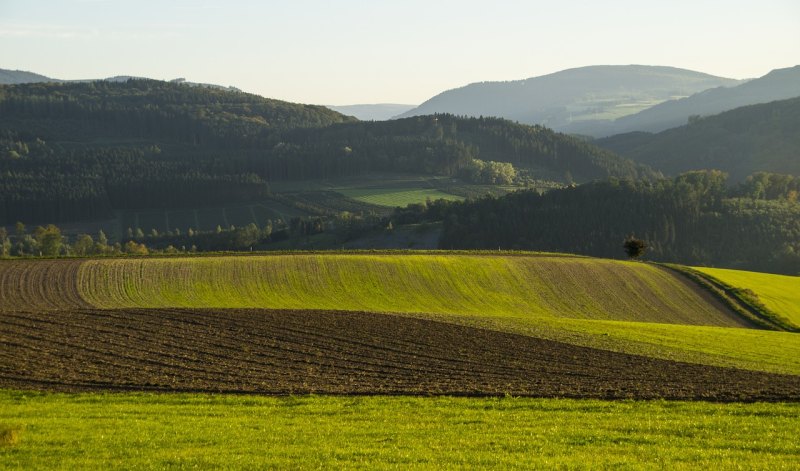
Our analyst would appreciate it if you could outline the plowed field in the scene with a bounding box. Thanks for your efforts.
[2,308,798,401]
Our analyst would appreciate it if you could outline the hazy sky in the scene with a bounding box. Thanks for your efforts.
[1,0,798,105]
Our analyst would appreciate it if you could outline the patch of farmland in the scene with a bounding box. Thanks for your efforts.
[334,188,464,207]
[1,308,798,400]
[67,255,744,327]
[0,260,90,311]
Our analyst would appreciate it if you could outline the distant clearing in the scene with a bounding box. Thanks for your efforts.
[334,187,463,207]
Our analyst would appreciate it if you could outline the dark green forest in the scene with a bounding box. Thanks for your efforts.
[597,97,800,180]
[435,171,800,274]
[0,80,654,225]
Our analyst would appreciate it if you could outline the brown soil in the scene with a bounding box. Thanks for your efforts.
[1,308,798,401]
[0,260,90,311]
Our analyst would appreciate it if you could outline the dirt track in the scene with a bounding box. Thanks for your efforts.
[1,308,798,401]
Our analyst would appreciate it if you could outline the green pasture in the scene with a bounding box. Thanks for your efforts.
[334,187,464,207]
[1,391,798,470]
[694,267,800,328]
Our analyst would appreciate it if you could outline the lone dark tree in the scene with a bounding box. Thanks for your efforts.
[623,235,648,259]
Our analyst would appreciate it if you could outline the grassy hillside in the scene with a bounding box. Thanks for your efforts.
[4,252,800,377]
[694,267,800,328]
[1,254,739,326]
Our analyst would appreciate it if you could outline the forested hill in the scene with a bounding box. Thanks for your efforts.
[279,114,656,182]
[0,79,354,144]
[436,171,800,275]
[0,80,654,225]
[596,97,800,180]
[0,68,56,85]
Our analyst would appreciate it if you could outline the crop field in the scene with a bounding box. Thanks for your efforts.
[694,267,800,328]
[3,308,798,400]
[2,392,799,469]
[1,252,799,467]
[1,253,799,378]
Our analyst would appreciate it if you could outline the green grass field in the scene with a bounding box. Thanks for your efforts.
[334,187,464,207]
[1,391,798,470]
[694,267,800,328]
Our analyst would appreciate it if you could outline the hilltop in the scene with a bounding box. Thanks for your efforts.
[396,65,741,133]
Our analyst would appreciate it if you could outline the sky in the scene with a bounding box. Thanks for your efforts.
[1,0,798,105]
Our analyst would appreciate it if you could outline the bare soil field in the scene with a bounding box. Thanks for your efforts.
[1,308,798,401]
[0,260,90,311]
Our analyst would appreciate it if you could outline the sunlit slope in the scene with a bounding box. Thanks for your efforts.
[70,254,744,326]
[694,267,800,328]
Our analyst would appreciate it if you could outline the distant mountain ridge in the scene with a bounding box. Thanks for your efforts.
[610,66,800,134]
[596,96,800,180]
[0,69,56,85]
[0,68,240,91]
[396,65,743,134]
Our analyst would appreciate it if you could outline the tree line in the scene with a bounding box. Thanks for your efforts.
[430,170,800,274]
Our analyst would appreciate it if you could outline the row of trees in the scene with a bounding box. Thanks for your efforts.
[432,170,800,274]
[0,224,148,258]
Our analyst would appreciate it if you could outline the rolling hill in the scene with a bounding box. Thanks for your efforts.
[1,252,799,383]
[0,80,654,226]
[396,65,741,133]
[0,68,56,85]
[612,65,800,134]
[596,97,800,179]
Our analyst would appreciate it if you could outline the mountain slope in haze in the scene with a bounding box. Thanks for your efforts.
[612,66,800,134]
[596,97,800,180]
[0,69,57,85]
[396,65,742,134]
[327,104,416,121]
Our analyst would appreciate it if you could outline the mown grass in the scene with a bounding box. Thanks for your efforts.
[334,187,463,207]
[1,391,798,470]
[694,267,800,329]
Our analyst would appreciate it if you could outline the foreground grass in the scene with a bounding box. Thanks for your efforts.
[1,391,798,470]
[694,267,800,328]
